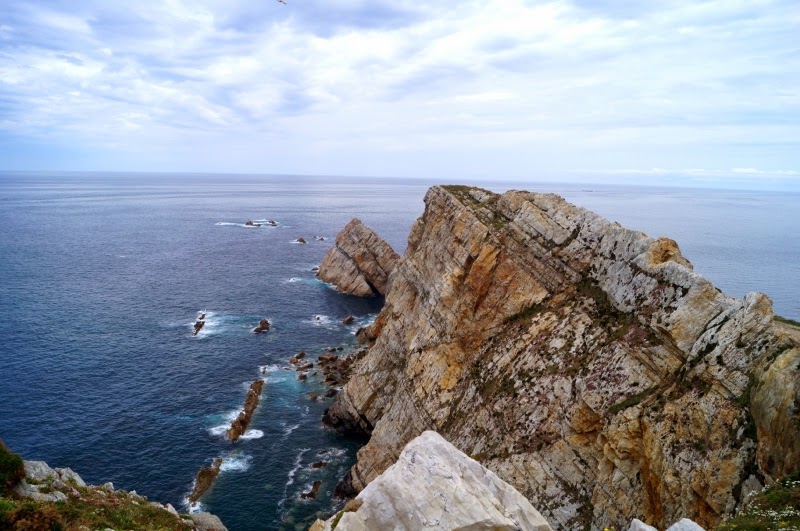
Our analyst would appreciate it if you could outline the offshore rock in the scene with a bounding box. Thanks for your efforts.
[318,431,552,531]
[253,318,270,333]
[189,458,222,503]
[227,379,265,442]
[324,185,800,530]
[317,218,400,297]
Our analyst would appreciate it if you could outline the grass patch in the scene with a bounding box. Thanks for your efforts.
[715,472,800,530]
[0,487,191,530]
[505,303,543,324]
[775,315,800,328]
[608,387,657,415]
[0,440,25,496]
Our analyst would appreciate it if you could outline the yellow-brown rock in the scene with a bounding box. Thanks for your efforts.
[323,185,800,530]
[317,218,400,297]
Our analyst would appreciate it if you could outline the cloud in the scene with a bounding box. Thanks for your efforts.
[0,0,797,189]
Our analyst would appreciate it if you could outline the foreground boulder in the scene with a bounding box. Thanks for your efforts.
[317,218,399,297]
[314,431,552,531]
[323,185,800,530]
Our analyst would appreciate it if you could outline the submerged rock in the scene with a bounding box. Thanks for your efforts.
[317,218,400,297]
[341,315,354,325]
[296,237,307,244]
[244,220,261,227]
[300,480,322,500]
[319,431,552,531]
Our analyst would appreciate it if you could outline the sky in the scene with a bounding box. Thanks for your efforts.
[0,0,798,189]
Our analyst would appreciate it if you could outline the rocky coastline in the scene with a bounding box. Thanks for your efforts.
[319,185,800,530]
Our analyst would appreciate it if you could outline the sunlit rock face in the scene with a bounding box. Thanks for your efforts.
[317,218,399,297]
[324,185,800,530]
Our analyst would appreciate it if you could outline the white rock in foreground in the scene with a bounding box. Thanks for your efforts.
[320,431,553,531]
[665,519,705,531]
[629,519,658,531]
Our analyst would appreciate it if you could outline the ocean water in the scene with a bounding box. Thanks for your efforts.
[0,173,797,531]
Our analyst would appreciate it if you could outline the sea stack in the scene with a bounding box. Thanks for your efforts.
[317,218,400,297]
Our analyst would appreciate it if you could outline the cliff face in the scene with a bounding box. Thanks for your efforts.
[317,218,400,297]
[324,185,800,530]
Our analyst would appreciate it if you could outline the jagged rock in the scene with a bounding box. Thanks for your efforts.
[296,237,307,244]
[253,318,270,333]
[298,373,307,381]
[102,481,114,491]
[244,220,261,227]
[297,351,306,359]
[317,218,400,297]
[189,458,222,503]
[311,461,327,469]
[318,354,338,363]
[342,315,354,325]
[629,520,658,531]
[323,185,800,530]
[23,461,56,482]
[190,512,228,531]
[300,480,322,499]
[666,519,706,531]
[227,379,264,442]
[320,431,552,531]
[193,320,204,335]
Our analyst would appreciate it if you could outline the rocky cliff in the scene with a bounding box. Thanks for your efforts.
[317,218,399,297]
[312,431,553,531]
[323,185,800,530]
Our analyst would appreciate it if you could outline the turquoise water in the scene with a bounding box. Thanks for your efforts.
[0,173,797,530]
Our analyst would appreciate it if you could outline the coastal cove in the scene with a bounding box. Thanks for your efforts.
[1,173,799,530]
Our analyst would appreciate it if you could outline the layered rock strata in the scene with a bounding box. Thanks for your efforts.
[317,218,400,297]
[313,431,553,531]
[323,185,800,530]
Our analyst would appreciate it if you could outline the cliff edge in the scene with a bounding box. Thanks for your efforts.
[323,185,800,530]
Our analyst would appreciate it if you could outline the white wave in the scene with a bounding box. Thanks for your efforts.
[220,453,252,472]
[304,314,336,329]
[240,429,263,440]
[261,376,286,384]
[316,447,347,460]
[285,448,309,486]
[286,277,302,283]
[184,497,204,514]
[207,410,239,437]
[259,364,282,374]
[283,423,300,437]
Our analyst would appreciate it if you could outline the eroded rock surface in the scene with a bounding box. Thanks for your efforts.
[228,379,265,442]
[317,218,399,297]
[323,185,800,530]
[317,431,552,531]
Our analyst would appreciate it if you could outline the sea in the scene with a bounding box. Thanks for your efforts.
[0,173,798,531]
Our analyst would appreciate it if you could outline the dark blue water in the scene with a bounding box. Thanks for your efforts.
[0,173,797,531]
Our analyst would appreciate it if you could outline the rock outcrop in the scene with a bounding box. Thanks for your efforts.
[323,185,800,530]
[315,431,553,531]
[188,458,222,504]
[253,318,270,333]
[8,457,225,530]
[227,379,264,442]
[317,218,400,297]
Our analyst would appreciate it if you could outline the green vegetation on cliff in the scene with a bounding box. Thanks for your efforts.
[715,472,800,531]
[0,441,25,496]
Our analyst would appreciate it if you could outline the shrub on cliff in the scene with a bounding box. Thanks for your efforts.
[0,440,25,495]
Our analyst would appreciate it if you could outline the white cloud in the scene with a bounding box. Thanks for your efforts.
[0,0,797,187]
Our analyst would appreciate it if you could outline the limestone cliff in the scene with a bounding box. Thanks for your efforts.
[313,431,553,531]
[323,185,800,530]
[317,218,400,297]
